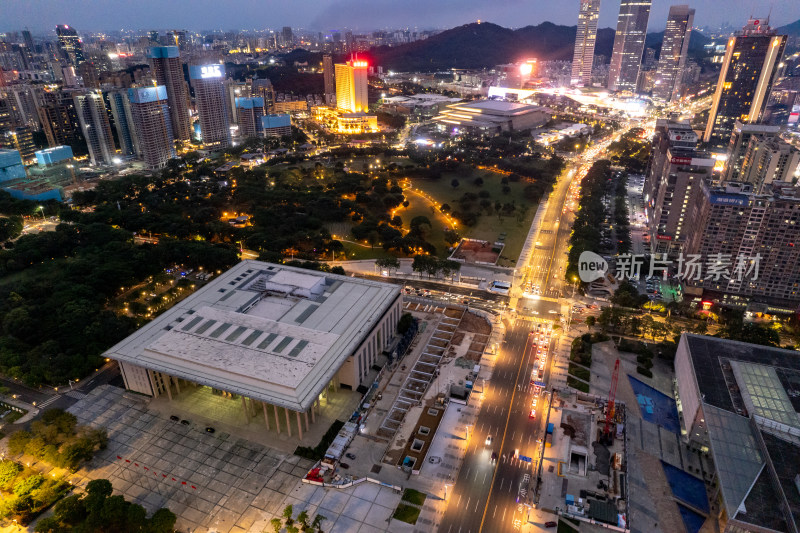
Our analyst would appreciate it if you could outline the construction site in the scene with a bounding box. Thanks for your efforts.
[536,370,630,532]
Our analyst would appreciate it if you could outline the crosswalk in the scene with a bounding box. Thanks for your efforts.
[35,389,87,409]
[36,395,60,408]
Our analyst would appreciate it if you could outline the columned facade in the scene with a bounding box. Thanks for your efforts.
[120,362,343,441]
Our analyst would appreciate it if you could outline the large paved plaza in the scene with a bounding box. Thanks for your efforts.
[65,385,414,533]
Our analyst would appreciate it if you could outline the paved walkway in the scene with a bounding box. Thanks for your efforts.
[59,386,415,533]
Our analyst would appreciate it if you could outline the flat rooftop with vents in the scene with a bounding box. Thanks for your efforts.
[107,261,402,439]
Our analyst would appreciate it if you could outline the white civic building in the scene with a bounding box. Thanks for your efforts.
[106,261,402,439]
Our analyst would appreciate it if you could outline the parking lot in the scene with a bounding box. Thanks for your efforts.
[66,385,412,532]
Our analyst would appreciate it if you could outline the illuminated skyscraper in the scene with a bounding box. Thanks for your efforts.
[703,18,787,151]
[335,60,369,113]
[608,0,652,92]
[653,5,694,102]
[128,86,176,170]
[147,46,191,142]
[571,0,601,86]
[73,90,116,166]
[189,64,230,149]
[323,54,336,106]
[55,24,85,67]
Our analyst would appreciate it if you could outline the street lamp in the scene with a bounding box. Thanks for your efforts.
[38,205,45,222]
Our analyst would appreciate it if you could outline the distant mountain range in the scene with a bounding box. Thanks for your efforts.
[366,21,713,72]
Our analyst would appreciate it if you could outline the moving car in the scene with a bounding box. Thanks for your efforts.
[485,435,493,446]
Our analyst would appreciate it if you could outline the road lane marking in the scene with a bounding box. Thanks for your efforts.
[479,326,533,532]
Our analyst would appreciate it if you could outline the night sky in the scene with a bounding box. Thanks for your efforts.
[3,0,800,35]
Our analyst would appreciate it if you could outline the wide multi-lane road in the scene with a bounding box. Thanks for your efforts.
[439,131,628,532]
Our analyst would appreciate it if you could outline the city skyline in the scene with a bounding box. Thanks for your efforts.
[3,0,800,35]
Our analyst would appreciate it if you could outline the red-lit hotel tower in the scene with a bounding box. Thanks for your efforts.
[147,46,191,142]
[335,59,369,113]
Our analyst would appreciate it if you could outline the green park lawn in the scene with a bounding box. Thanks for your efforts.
[393,503,421,525]
[410,169,541,265]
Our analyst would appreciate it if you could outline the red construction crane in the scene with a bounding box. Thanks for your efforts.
[602,359,620,444]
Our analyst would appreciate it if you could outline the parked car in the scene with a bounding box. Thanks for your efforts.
[180,419,190,426]
[205,427,215,433]
[345,453,356,460]
[170,415,180,422]
[339,463,350,469]
[545,521,557,528]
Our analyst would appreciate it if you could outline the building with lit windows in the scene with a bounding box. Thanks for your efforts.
[2,127,36,161]
[189,64,231,149]
[312,106,378,134]
[647,147,714,255]
[147,46,191,142]
[608,0,652,92]
[703,19,787,151]
[235,97,265,138]
[739,136,800,191]
[674,333,800,532]
[106,261,402,441]
[571,0,601,86]
[683,182,800,310]
[335,60,369,113]
[722,121,781,182]
[653,5,695,102]
[73,90,116,166]
[55,25,84,67]
[128,86,176,170]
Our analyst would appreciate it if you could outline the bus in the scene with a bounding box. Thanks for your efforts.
[488,280,511,295]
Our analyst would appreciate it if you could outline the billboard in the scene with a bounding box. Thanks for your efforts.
[189,64,224,80]
[709,194,747,207]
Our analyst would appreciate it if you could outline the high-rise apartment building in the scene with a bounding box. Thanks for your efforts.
[608,0,652,92]
[653,5,695,102]
[282,27,293,47]
[648,148,714,255]
[235,97,265,138]
[571,0,601,86]
[251,78,275,110]
[335,60,369,113]
[189,64,230,149]
[739,136,800,190]
[644,119,698,222]
[107,89,139,158]
[722,121,781,182]
[323,55,336,106]
[73,90,116,166]
[37,87,81,149]
[703,19,787,151]
[684,182,800,309]
[55,24,85,67]
[128,86,176,170]
[147,46,191,142]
